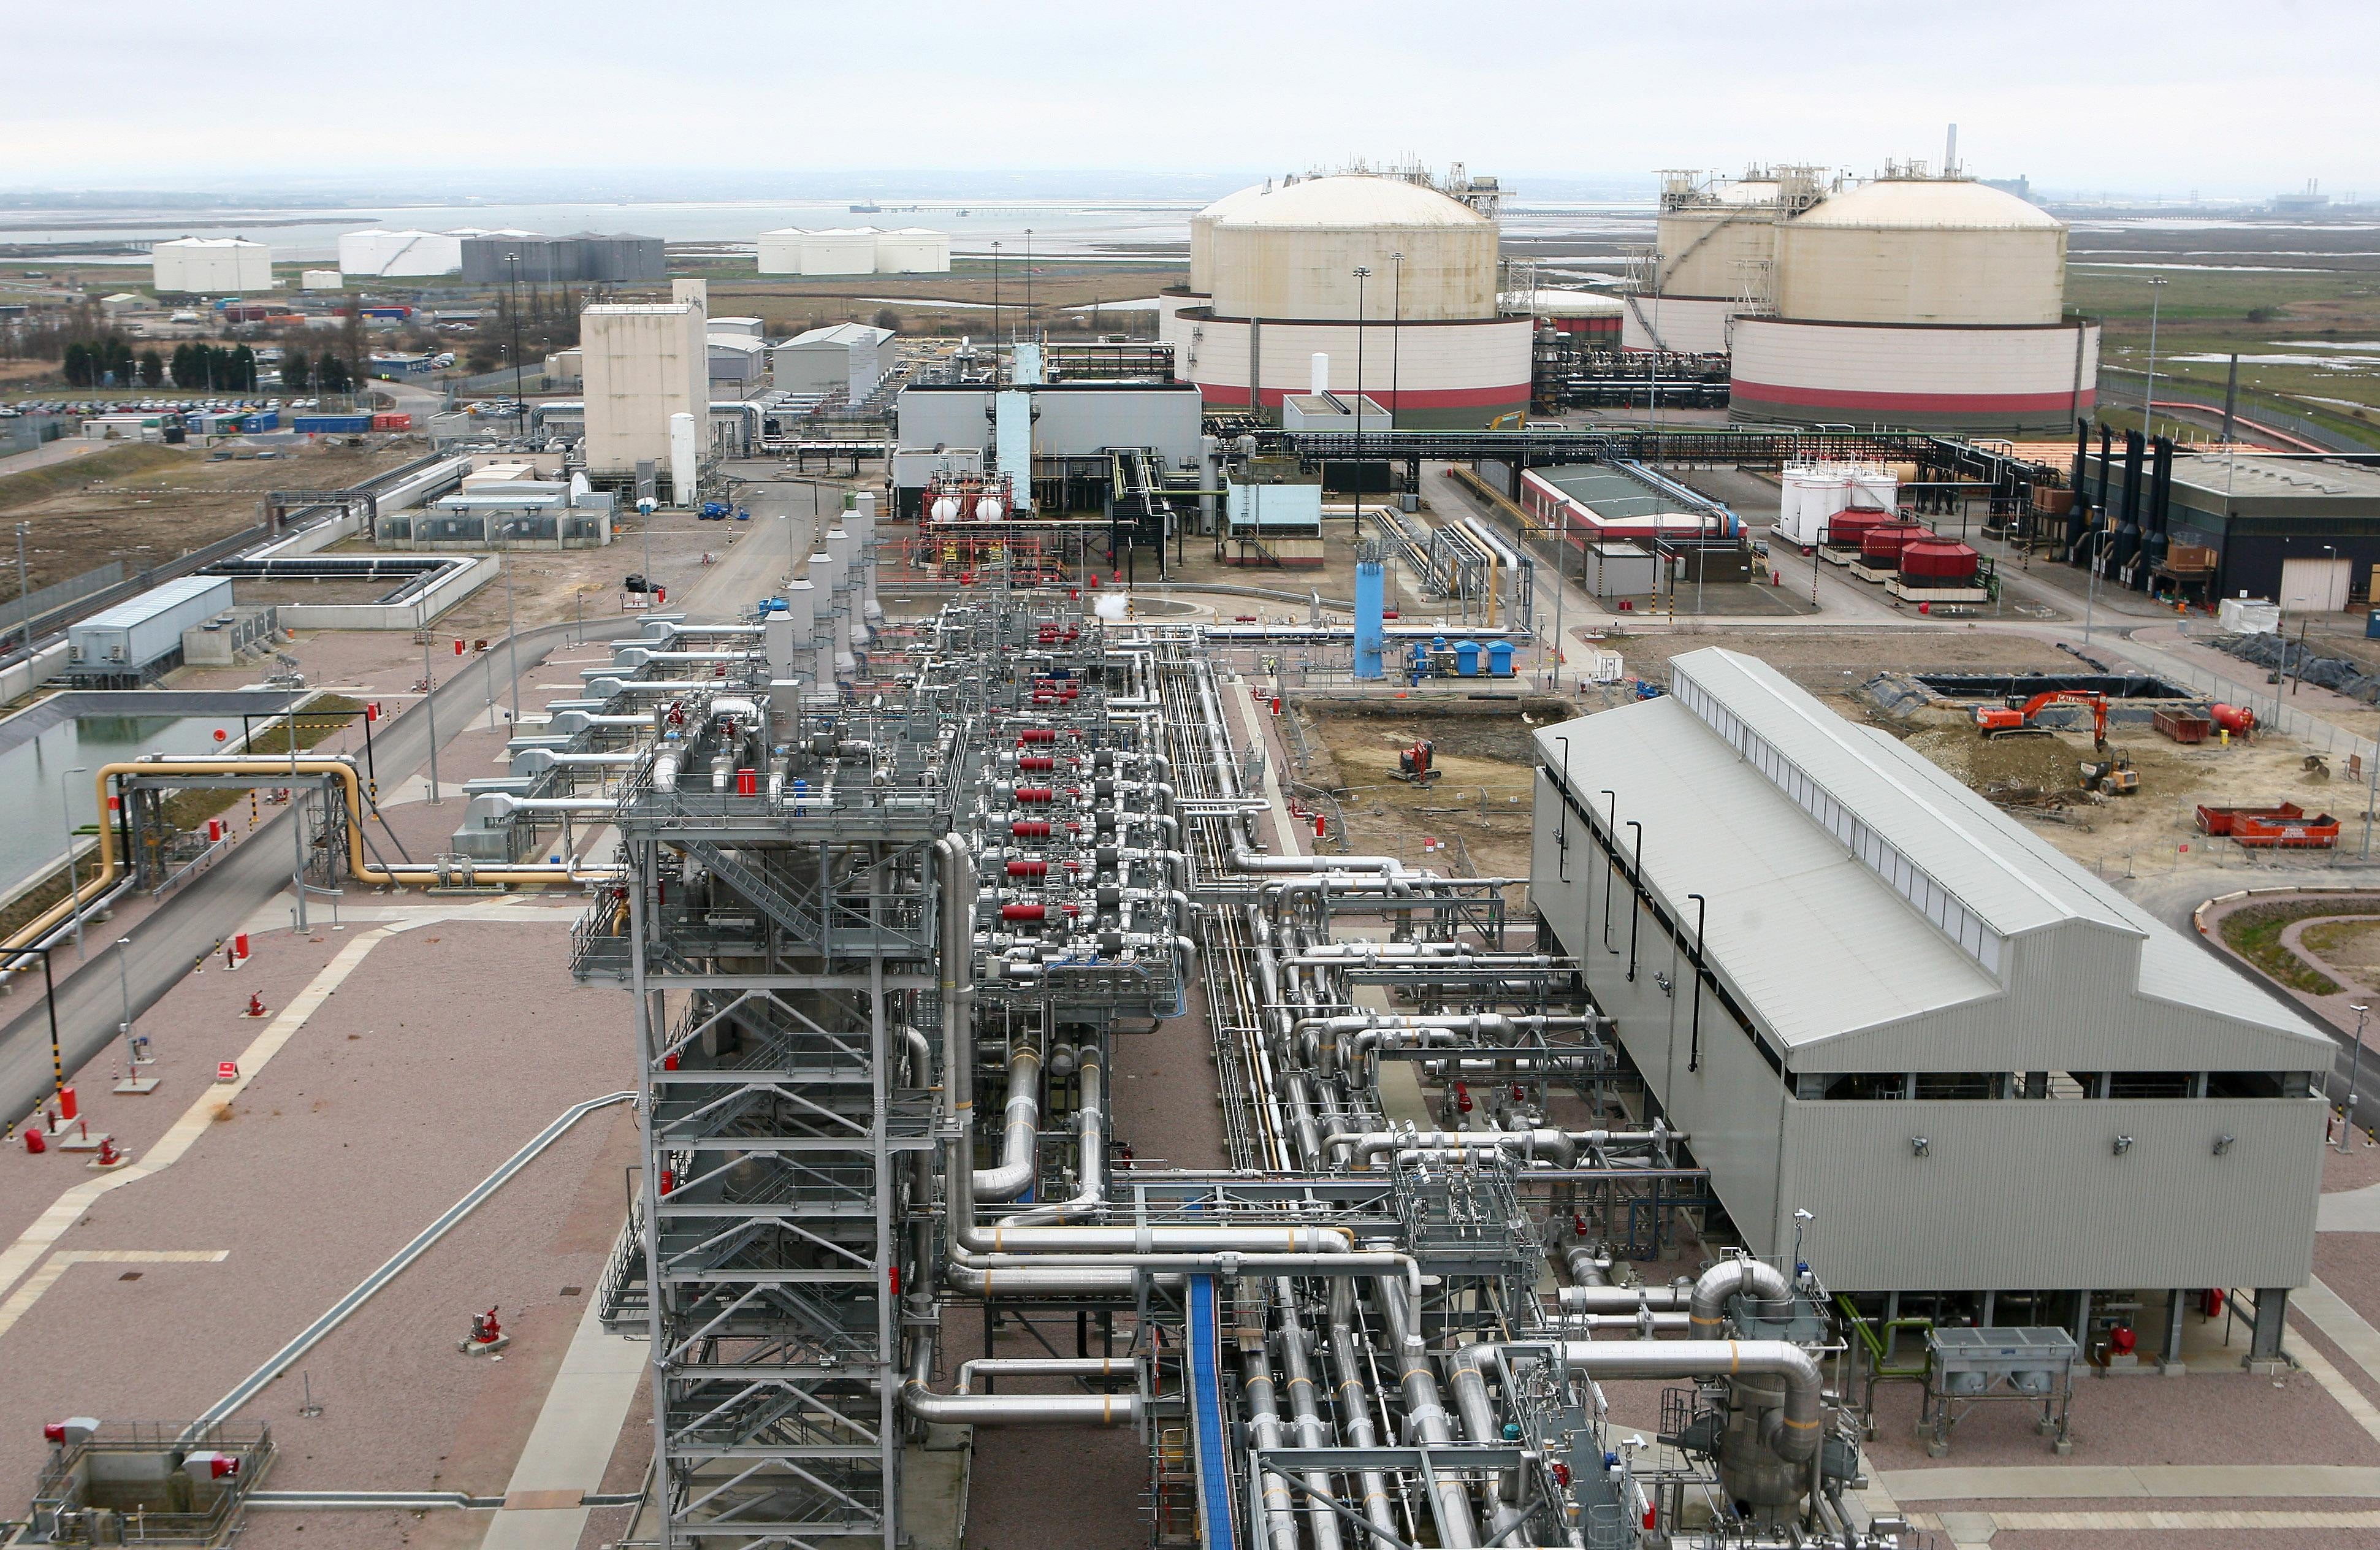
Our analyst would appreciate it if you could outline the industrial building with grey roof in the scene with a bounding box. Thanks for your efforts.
[1531,647,2332,1336]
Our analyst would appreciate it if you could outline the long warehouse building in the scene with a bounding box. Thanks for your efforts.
[1531,648,2329,1326]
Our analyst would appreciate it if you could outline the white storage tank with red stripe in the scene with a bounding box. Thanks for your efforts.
[1159,172,1529,427]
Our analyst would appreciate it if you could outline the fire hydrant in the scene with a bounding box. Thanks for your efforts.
[459,1305,511,1356]
[243,993,268,1019]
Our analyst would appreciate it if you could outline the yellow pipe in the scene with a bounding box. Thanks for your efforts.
[66,758,606,904]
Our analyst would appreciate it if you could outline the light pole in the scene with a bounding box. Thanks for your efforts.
[286,677,308,933]
[991,242,1004,348]
[2141,277,2168,434]
[59,766,87,955]
[419,599,441,806]
[1024,229,1034,341]
[2344,1002,2370,1152]
[14,522,31,659]
[1352,265,1371,534]
[2083,521,2110,644]
[505,251,526,443]
[1389,251,1404,432]
[502,548,520,724]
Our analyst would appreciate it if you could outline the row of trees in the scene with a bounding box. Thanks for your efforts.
[278,350,354,393]
[62,338,154,387]
[169,342,259,391]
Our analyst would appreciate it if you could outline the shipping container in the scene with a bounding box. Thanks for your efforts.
[237,410,280,432]
[66,576,234,680]
[294,414,373,433]
[371,411,413,432]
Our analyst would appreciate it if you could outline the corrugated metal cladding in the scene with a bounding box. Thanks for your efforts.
[1781,1096,2322,1292]
[1531,650,2335,1294]
[893,386,1206,471]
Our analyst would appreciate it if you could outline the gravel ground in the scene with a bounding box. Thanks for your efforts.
[1859,1351,2380,1472]
[0,917,636,1525]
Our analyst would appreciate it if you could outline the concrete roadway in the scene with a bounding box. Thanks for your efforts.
[0,472,826,1125]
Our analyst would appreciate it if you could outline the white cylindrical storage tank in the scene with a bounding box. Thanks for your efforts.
[1774,179,2067,326]
[975,495,1006,522]
[668,413,698,506]
[1774,465,1853,548]
[1653,176,1780,300]
[1850,467,1899,513]
[930,495,961,523]
[800,228,882,277]
[1188,183,1272,296]
[1207,175,1497,322]
[874,228,950,273]
[1164,172,1528,427]
[756,228,807,275]
[152,237,272,294]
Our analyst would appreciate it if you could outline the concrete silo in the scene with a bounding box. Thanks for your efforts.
[1159,172,1530,428]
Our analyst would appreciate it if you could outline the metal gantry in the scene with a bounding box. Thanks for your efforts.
[581,686,961,1550]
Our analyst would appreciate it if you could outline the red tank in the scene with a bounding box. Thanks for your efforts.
[1859,522,1930,562]
[1897,540,1980,581]
[1001,903,1047,923]
[1826,510,1889,548]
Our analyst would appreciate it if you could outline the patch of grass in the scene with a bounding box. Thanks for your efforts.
[0,444,183,513]
[2216,897,2380,995]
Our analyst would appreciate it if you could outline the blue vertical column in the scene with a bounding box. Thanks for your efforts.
[1354,555,1386,680]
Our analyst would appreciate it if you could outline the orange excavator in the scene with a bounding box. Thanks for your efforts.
[1973,689,2109,752]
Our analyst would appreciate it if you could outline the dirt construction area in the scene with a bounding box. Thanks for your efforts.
[0,441,421,592]
[1280,616,2373,898]
[1292,700,1565,881]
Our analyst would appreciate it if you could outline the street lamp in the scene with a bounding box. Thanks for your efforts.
[1388,251,1405,432]
[58,766,87,956]
[505,251,526,443]
[991,242,1004,348]
[2344,1002,2370,1152]
[2141,276,2168,435]
[2082,520,2112,644]
[1352,266,1371,533]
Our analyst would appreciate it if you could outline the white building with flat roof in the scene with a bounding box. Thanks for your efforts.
[581,299,710,496]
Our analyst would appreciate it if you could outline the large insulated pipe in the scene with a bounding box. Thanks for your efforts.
[1321,1281,1402,1549]
[1379,1277,1479,1548]
[1689,1258,1795,1337]
[1445,1344,1527,1537]
[1558,1284,1693,1314]
[994,1050,1104,1224]
[902,1330,1140,1426]
[973,1046,1042,1202]
[1242,1327,1305,1550]
[1274,1281,1346,1550]
[1551,1340,1824,1463]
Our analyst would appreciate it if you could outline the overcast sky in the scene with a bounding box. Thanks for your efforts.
[8,0,2374,199]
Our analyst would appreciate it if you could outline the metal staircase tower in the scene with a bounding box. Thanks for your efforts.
[577,688,959,1550]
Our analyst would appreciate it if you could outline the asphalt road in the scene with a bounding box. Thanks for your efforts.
[0,493,814,1127]
[0,619,584,1126]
